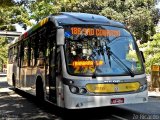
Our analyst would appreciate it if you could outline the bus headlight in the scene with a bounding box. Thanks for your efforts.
[139,84,147,91]
[70,86,79,94]
[69,86,87,94]
[79,88,87,94]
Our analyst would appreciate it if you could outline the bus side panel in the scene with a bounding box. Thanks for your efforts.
[7,64,13,86]
[14,65,20,88]
[19,67,37,96]
[7,63,20,87]
[18,66,46,96]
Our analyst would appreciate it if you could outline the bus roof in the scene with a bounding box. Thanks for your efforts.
[18,12,125,41]
[56,12,124,27]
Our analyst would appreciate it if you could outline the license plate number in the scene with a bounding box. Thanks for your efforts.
[111,98,124,104]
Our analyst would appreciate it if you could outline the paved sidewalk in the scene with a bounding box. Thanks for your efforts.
[147,74,160,97]
[0,72,6,77]
[148,91,160,97]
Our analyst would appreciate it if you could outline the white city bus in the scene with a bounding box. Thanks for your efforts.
[7,12,148,109]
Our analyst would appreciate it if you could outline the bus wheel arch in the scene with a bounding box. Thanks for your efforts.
[36,76,45,101]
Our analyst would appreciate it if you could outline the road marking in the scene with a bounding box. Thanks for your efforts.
[112,114,128,120]
[0,88,12,92]
[9,94,22,97]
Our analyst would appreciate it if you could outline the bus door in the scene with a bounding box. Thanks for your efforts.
[16,44,21,87]
[55,49,64,107]
[45,36,57,103]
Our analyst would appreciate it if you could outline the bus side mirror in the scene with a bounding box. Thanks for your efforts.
[57,28,64,45]
[140,51,145,63]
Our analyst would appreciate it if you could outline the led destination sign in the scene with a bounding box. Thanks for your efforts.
[71,27,120,37]
[72,60,104,67]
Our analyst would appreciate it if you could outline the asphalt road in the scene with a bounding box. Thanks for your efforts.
[1,76,160,120]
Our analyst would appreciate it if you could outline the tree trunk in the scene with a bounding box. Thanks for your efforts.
[0,59,3,72]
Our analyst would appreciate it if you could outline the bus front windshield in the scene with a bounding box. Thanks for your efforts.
[64,25,144,76]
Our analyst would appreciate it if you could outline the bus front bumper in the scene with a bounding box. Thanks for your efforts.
[63,85,148,109]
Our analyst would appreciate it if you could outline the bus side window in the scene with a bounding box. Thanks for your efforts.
[27,38,31,66]
[17,45,21,67]
[37,31,47,67]
[30,34,38,66]
[8,47,13,64]
[20,43,24,67]
[22,40,29,67]
[13,46,17,63]
[30,40,34,66]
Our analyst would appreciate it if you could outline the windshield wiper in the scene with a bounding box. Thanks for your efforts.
[106,36,127,46]
[105,43,135,77]
[100,43,106,63]
[105,42,111,67]
[92,60,97,78]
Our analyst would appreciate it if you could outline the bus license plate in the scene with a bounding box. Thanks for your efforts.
[111,98,124,104]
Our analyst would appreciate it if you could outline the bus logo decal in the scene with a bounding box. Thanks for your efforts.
[114,85,119,92]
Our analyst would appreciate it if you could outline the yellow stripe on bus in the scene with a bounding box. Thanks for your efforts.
[86,82,140,93]
[40,18,48,26]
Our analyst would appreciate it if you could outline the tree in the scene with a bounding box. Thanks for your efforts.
[0,3,31,31]
[100,0,159,43]
[139,33,160,74]
[0,0,15,7]
[29,0,61,22]
[63,0,104,14]
[0,0,31,71]
[28,0,105,22]
[0,37,8,72]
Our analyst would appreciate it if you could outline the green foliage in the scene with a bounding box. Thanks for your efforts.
[29,0,61,22]
[0,5,31,31]
[0,1,31,70]
[66,0,104,14]
[100,7,124,21]
[139,33,160,74]
[28,0,106,22]
[100,0,158,43]
[0,37,8,63]
[0,37,8,71]
[0,0,15,7]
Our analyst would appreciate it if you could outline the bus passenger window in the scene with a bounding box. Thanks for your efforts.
[8,47,13,64]
[22,40,28,67]
[37,34,47,67]
[30,48,34,66]
[37,51,45,66]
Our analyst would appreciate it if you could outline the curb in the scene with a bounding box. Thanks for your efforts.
[0,74,7,77]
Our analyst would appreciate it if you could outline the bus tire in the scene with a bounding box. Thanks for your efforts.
[36,78,44,102]
[12,74,16,89]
